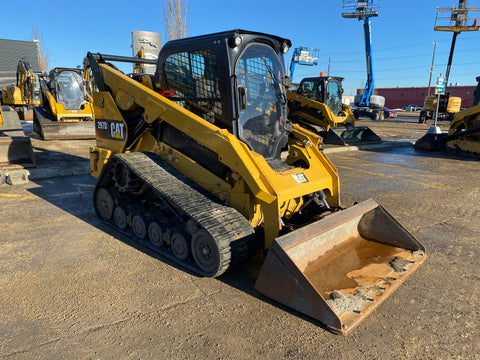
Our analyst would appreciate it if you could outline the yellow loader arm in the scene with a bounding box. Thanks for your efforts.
[88,58,339,247]
[287,90,354,130]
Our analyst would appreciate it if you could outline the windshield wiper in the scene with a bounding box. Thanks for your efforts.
[261,56,287,105]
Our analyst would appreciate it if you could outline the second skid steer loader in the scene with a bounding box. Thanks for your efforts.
[288,76,381,145]
[86,29,426,334]
[33,67,95,140]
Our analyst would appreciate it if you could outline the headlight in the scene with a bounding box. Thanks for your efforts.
[229,35,243,48]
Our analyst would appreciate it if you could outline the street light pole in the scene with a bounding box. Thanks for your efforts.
[427,41,437,96]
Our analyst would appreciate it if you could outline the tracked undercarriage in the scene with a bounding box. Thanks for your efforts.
[94,152,256,277]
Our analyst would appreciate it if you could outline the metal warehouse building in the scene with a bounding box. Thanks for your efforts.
[0,39,40,89]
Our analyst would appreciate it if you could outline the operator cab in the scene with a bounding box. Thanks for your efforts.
[155,30,292,161]
[48,68,89,110]
[297,76,345,116]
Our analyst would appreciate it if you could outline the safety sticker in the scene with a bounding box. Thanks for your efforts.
[292,173,308,184]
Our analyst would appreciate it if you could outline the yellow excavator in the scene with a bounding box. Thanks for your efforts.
[33,67,95,140]
[1,59,41,120]
[86,30,426,334]
[0,59,36,172]
[287,75,381,145]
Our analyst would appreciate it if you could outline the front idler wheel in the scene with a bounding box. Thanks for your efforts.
[95,187,115,220]
[191,230,220,275]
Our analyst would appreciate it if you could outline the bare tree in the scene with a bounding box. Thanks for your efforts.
[162,0,189,40]
[31,26,49,72]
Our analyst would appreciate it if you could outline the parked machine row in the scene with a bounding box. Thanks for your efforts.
[1,60,95,141]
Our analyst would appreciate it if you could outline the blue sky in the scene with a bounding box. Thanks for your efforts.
[1,0,479,95]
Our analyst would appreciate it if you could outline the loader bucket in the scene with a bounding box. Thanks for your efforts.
[0,136,35,168]
[0,106,35,168]
[255,199,426,335]
[33,106,95,140]
[322,127,382,146]
[414,127,447,151]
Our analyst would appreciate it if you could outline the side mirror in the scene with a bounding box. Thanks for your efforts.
[282,75,292,89]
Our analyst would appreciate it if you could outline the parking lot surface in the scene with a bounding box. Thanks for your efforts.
[1,116,479,359]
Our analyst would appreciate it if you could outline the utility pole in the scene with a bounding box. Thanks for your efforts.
[427,41,437,96]
[327,55,332,76]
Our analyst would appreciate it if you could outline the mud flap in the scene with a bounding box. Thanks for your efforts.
[33,106,95,140]
[255,199,426,334]
[322,127,382,146]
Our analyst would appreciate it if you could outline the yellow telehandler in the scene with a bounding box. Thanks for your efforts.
[86,30,426,334]
[0,58,37,171]
[418,93,462,124]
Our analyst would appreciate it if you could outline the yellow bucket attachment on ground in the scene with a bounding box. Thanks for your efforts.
[0,106,35,169]
[255,198,426,335]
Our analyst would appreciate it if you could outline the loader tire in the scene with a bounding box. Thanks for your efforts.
[419,110,427,124]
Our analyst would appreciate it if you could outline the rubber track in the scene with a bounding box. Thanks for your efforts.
[442,127,480,158]
[96,151,256,277]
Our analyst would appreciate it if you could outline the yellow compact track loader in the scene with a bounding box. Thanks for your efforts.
[288,76,381,145]
[442,76,480,154]
[415,75,480,154]
[33,67,95,140]
[87,30,426,334]
[1,59,41,121]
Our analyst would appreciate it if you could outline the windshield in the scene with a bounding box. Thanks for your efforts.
[298,80,323,102]
[326,79,343,116]
[236,43,287,159]
[56,70,86,110]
